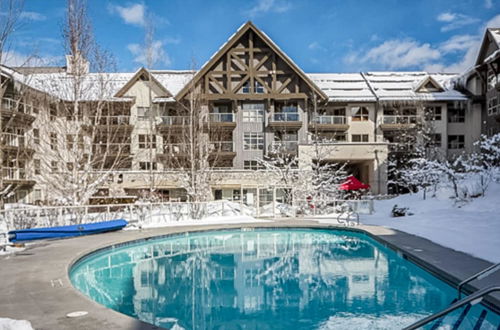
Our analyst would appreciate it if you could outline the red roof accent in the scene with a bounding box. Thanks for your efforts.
[339,176,370,191]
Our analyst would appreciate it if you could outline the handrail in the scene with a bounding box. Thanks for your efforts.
[403,285,500,330]
[457,263,500,300]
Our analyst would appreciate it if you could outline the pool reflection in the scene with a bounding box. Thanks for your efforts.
[71,229,452,330]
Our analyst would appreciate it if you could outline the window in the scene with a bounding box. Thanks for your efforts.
[139,135,156,149]
[351,134,369,142]
[351,106,369,121]
[137,107,151,121]
[242,81,250,93]
[243,132,264,150]
[448,135,465,149]
[66,134,74,150]
[487,97,499,116]
[448,107,465,123]
[139,162,157,170]
[33,129,40,145]
[51,161,58,173]
[34,159,40,175]
[430,134,442,147]
[487,69,496,91]
[49,103,57,120]
[425,106,442,121]
[244,160,264,170]
[66,162,74,171]
[255,81,264,93]
[242,103,265,122]
[50,133,57,150]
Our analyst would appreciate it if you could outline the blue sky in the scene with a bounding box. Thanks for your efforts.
[6,0,500,73]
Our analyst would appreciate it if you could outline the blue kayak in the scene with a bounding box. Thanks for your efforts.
[8,219,128,242]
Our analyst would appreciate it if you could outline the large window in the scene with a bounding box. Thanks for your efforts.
[351,134,369,142]
[139,134,156,149]
[244,160,264,170]
[351,106,369,121]
[243,132,264,150]
[425,106,442,121]
[448,107,465,123]
[137,107,151,121]
[139,162,157,170]
[488,96,499,116]
[242,103,265,122]
[448,135,464,149]
[50,133,57,150]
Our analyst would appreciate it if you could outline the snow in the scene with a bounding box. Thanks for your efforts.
[137,215,269,229]
[361,181,500,263]
[0,318,34,330]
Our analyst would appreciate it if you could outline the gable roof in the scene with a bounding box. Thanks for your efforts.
[175,21,328,101]
[114,67,172,98]
[413,75,444,93]
[475,28,500,66]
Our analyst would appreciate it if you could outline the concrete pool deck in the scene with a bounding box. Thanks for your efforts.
[0,219,499,330]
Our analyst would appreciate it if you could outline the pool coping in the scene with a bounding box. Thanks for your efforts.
[0,220,499,330]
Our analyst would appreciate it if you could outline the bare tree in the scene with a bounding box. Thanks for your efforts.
[31,0,131,205]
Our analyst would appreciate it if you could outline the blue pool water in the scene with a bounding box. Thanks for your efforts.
[70,228,500,329]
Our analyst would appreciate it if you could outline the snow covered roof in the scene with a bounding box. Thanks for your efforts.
[150,70,194,96]
[489,28,500,48]
[307,72,467,102]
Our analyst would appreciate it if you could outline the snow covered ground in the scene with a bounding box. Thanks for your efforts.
[0,318,34,330]
[361,181,500,263]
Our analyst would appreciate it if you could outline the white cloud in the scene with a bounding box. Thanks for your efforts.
[108,3,145,26]
[485,0,493,8]
[436,12,480,32]
[20,11,46,21]
[246,0,291,17]
[348,39,441,70]
[308,41,326,51]
[439,34,479,53]
[437,12,456,22]
[128,40,171,67]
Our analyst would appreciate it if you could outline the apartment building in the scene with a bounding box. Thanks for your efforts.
[1,22,497,205]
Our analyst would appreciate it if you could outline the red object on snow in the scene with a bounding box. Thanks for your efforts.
[339,176,370,191]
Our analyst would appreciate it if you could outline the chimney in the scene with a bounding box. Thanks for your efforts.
[66,52,89,75]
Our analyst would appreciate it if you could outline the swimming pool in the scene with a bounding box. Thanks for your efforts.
[70,228,500,329]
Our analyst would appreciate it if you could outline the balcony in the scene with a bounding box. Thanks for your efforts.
[268,141,298,155]
[309,115,349,131]
[1,98,36,124]
[157,116,191,132]
[1,133,34,154]
[210,141,236,158]
[2,167,35,185]
[91,143,131,155]
[208,113,236,129]
[268,112,302,129]
[85,115,133,132]
[380,115,418,130]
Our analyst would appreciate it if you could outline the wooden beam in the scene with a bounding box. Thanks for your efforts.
[231,75,250,94]
[249,30,254,94]
[277,76,292,93]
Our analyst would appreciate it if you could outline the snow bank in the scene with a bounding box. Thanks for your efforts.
[0,318,34,330]
[362,181,500,263]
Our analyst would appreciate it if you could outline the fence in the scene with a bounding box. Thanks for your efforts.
[0,199,374,231]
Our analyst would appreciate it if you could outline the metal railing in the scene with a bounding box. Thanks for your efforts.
[1,133,28,148]
[457,263,500,300]
[158,116,190,125]
[403,286,500,330]
[382,115,418,125]
[92,143,131,154]
[210,141,235,152]
[2,167,28,180]
[1,97,37,115]
[311,115,346,125]
[90,115,130,125]
[270,112,300,122]
[209,113,234,123]
[268,141,298,153]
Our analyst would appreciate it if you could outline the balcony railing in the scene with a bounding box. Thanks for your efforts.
[92,143,131,154]
[2,167,28,180]
[1,133,28,148]
[382,115,418,125]
[163,143,190,154]
[311,115,346,125]
[1,98,37,115]
[270,112,300,122]
[209,113,235,123]
[158,116,191,126]
[210,141,235,152]
[90,116,131,125]
[268,141,298,153]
